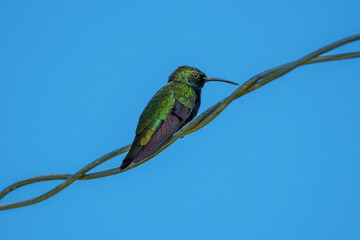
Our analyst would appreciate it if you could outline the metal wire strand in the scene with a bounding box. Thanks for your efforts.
[1,34,360,211]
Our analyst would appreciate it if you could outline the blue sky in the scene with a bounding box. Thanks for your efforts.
[1,0,359,239]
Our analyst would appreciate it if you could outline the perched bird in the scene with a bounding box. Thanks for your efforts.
[119,66,238,170]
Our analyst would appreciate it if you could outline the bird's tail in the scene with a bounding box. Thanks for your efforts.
[119,155,133,170]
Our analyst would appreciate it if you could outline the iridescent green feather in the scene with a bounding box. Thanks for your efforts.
[136,81,196,140]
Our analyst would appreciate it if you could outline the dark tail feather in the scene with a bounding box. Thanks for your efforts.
[119,155,133,170]
[119,136,144,170]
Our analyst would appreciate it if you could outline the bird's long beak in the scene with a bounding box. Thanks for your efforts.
[203,77,238,85]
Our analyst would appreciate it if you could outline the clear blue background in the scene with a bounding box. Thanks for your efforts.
[1,0,359,239]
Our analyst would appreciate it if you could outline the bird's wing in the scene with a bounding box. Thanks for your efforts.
[120,84,196,170]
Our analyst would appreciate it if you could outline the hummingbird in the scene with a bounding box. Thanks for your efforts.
[119,66,238,170]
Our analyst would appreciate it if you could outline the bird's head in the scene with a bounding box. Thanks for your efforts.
[168,65,238,89]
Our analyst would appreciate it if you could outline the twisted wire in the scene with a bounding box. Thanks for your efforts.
[1,34,359,210]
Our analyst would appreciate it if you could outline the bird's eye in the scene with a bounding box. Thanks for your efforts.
[193,73,199,79]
